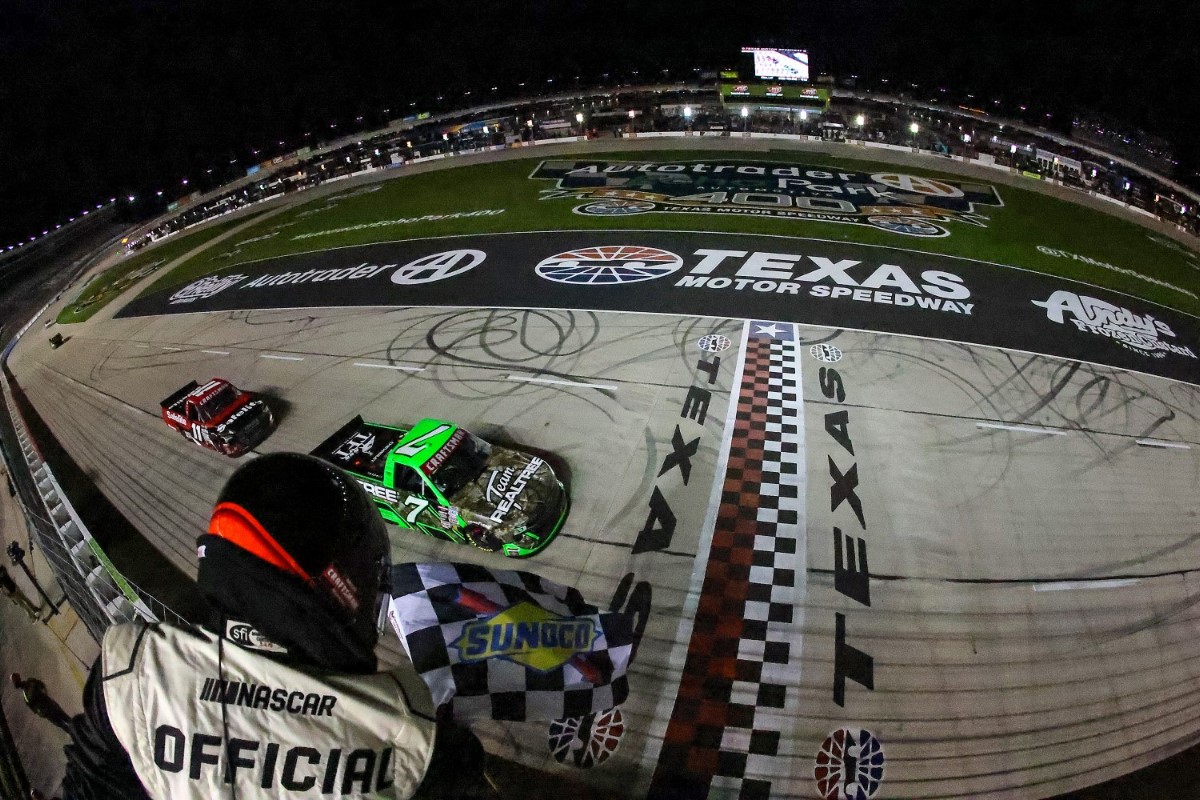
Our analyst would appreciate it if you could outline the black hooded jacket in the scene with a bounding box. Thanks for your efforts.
[61,539,447,799]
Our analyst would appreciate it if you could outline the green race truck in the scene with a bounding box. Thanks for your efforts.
[312,416,569,558]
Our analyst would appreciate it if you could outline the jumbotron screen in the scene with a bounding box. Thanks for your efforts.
[740,47,809,82]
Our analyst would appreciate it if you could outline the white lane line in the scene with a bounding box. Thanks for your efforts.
[133,343,150,349]
[162,346,184,352]
[123,306,1200,393]
[976,422,1069,436]
[261,354,304,361]
[1034,578,1142,592]
[1136,439,1192,450]
[353,362,425,372]
[507,374,617,391]
[201,350,230,356]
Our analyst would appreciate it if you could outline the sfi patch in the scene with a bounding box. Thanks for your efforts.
[534,245,683,285]
[814,728,885,800]
[697,334,732,353]
[548,707,625,768]
[224,620,287,654]
[810,343,843,363]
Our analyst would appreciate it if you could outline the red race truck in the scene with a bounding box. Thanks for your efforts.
[161,378,275,457]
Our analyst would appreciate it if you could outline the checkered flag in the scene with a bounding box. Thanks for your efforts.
[387,562,635,722]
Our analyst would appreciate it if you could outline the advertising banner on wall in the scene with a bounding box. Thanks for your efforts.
[719,83,827,104]
[117,231,1199,385]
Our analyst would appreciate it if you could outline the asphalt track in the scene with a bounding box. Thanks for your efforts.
[13,293,1200,798]
[8,164,1200,798]
[116,231,1200,386]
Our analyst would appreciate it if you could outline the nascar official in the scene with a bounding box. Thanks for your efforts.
[60,452,495,799]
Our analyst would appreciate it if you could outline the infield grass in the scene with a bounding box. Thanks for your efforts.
[55,212,263,324]
[66,149,1200,319]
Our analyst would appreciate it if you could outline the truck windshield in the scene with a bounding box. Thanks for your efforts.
[431,433,492,496]
[197,385,239,420]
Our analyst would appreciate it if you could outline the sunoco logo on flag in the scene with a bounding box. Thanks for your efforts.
[455,600,598,671]
[388,562,635,721]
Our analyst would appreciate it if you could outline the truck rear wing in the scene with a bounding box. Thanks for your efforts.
[310,416,409,481]
[161,380,200,412]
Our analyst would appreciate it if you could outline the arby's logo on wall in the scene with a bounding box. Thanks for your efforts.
[1033,290,1196,360]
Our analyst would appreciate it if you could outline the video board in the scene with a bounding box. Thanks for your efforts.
[740,47,809,82]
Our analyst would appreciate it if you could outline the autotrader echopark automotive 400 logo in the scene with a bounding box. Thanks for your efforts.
[530,159,1003,238]
[1033,290,1197,360]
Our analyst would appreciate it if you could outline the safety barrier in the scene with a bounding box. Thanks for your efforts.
[0,305,185,641]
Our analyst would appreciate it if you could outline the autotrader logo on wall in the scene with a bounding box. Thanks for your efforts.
[530,159,1004,238]
[1033,290,1197,359]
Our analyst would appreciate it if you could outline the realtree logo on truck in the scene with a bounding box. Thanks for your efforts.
[531,159,1003,237]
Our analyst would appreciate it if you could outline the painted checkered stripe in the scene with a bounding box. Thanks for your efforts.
[649,326,807,799]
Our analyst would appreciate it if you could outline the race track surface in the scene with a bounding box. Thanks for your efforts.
[12,298,1200,798]
[9,146,1200,799]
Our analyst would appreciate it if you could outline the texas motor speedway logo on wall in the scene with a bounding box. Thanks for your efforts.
[536,245,977,315]
[1033,290,1197,360]
[531,160,1004,238]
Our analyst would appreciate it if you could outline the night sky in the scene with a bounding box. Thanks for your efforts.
[2,0,1197,248]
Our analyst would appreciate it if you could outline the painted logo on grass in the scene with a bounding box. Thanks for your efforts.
[870,173,965,198]
[548,707,624,768]
[531,160,1003,238]
[814,728,885,800]
[574,199,656,216]
[865,216,948,238]
[535,246,683,285]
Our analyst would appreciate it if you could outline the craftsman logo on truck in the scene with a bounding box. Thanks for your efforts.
[421,429,466,475]
[531,159,1003,237]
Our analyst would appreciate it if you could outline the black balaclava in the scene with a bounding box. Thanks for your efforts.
[197,452,390,673]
